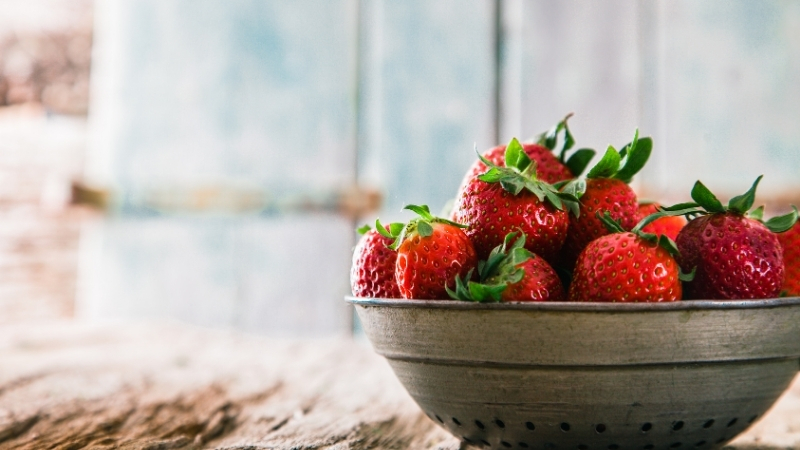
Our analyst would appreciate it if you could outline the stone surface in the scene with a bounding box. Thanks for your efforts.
[0,321,796,449]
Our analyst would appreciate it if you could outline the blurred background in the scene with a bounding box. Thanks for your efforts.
[1,0,798,337]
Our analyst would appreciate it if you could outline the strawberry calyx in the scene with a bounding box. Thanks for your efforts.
[477,137,582,217]
[535,113,596,177]
[585,129,652,183]
[446,230,533,302]
[659,176,799,233]
[597,210,695,282]
[376,204,466,250]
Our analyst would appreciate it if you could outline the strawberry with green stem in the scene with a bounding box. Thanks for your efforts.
[637,201,686,241]
[458,114,596,188]
[350,223,402,298]
[447,230,565,302]
[451,137,581,263]
[664,176,798,300]
[558,129,652,270]
[776,218,800,296]
[568,211,693,303]
[377,205,477,300]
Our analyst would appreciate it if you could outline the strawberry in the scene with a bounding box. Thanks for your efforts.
[451,137,580,263]
[350,224,402,298]
[776,219,800,296]
[458,114,596,188]
[558,130,652,270]
[568,212,690,302]
[669,176,798,300]
[379,205,477,300]
[638,202,685,241]
[447,231,565,302]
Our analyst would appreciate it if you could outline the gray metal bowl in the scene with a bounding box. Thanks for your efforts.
[347,297,800,450]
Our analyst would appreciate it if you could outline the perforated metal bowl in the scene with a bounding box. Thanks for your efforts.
[348,297,800,450]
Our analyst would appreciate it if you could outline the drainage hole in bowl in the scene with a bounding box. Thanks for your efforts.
[672,421,684,431]
[747,415,758,424]
[643,445,654,450]
[694,441,706,447]
[641,422,652,433]
[453,417,461,426]
[462,437,474,444]
[480,439,490,446]
[495,419,506,428]
[501,441,512,448]
[702,419,714,429]
[595,424,606,434]
[561,422,571,432]
[726,418,738,428]
[526,422,536,431]
[670,443,682,448]
[608,444,619,450]
[577,445,588,450]
[435,415,443,424]
[518,443,529,449]
[475,420,485,429]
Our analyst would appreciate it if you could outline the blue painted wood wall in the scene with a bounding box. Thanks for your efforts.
[81,0,800,336]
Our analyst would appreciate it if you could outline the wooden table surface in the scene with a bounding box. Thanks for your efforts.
[0,321,797,450]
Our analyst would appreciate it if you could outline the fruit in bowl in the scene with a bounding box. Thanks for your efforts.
[348,117,800,448]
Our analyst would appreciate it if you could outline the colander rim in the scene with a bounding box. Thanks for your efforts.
[346,295,800,311]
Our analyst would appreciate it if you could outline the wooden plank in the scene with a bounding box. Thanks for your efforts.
[0,322,797,449]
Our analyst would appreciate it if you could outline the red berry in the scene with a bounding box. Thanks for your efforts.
[560,178,639,269]
[501,255,565,302]
[453,180,568,263]
[638,202,686,241]
[350,228,401,298]
[569,232,682,302]
[676,213,784,299]
[777,221,800,296]
[396,222,477,299]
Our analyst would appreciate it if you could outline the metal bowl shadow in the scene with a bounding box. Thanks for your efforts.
[347,297,800,450]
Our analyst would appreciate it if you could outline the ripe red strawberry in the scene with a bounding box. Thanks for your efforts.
[447,231,565,302]
[379,205,477,300]
[559,131,652,269]
[451,137,579,263]
[568,212,689,302]
[638,202,685,241]
[350,224,402,298]
[672,176,798,300]
[458,114,596,189]
[777,219,800,296]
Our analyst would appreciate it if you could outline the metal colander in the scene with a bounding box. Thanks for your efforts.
[348,297,800,450]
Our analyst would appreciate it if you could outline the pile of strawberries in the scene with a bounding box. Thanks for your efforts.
[350,115,800,302]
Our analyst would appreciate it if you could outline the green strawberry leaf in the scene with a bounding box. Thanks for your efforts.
[404,204,434,220]
[565,148,596,177]
[375,219,394,239]
[560,179,587,200]
[679,266,696,282]
[544,190,564,211]
[660,202,701,212]
[615,136,652,183]
[657,234,680,259]
[501,178,525,196]
[586,146,621,179]
[728,175,762,214]
[416,220,433,237]
[638,231,658,244]
[468,282,505,302]
[597,211,626,233]
[538,113,574,153]
[690,181,726,214]
[505,138,532,172]
[748,205,765,221]
[764,206,799,233]
[357,224,371,235]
